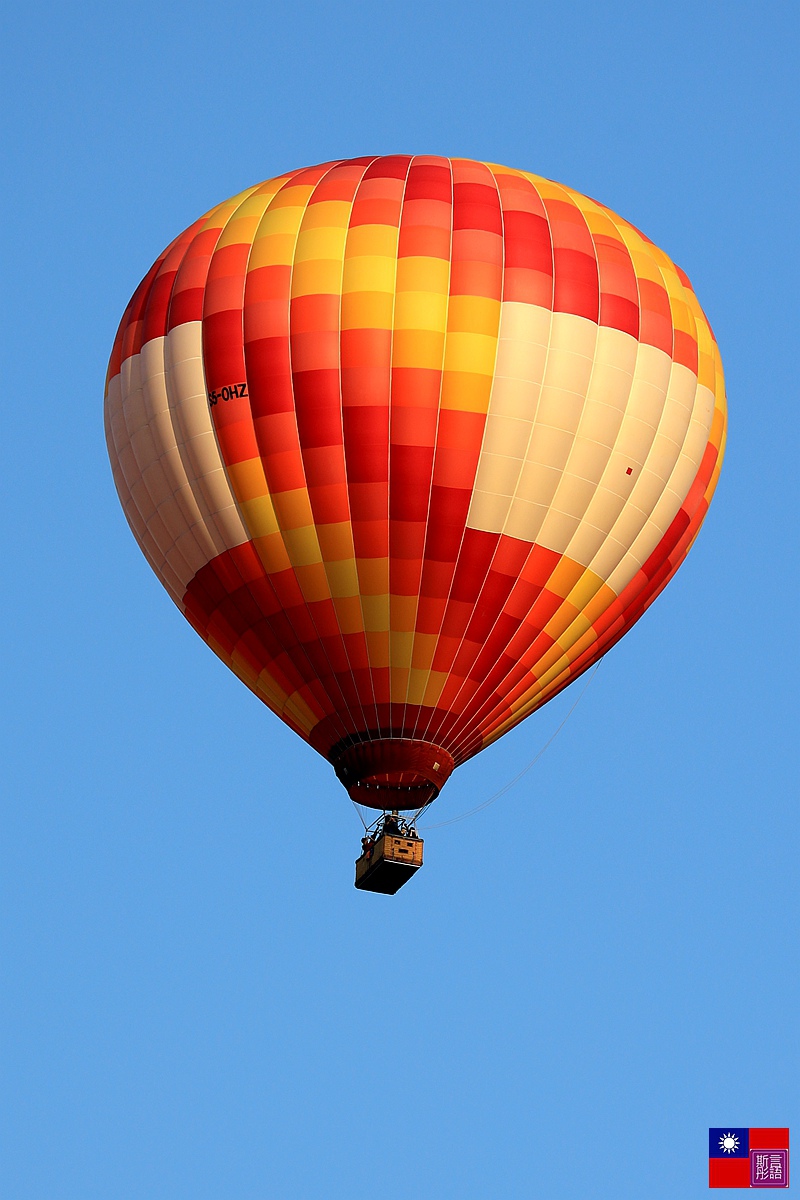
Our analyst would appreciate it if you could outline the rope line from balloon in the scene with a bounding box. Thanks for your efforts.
[415,662,601,830]
[351,800,369,831]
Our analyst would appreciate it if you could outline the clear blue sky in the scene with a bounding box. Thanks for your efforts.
[2,2,797,1197]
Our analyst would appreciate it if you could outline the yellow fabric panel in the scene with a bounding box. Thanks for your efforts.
[520,173,571,203]
[298,199,353,230]
[239,495,281,539]
[281,525,324,567]
[421,670,450,708]
[363,591,391,636]
[215,184,287,247]
[390,630,415,669]
[341,258,397,296]
[447,295,501,335]
[442,331,498,377]
[198,185,262,232]
[325,558,360,598]
[392,329,446,369]
[227,457,269,503]
[247,234,298,269]
[395,256,450,292]
[292,225,349,264]
[290,259,342,295]
[394,290,449,332]
[440,370,494,412]
[341,290,394,328]
[270,487,315,531]
[281,688,324,733]
[345,223,400,257]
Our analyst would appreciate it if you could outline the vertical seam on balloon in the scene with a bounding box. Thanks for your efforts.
[282,162,376,744]
[156,236,233,578]
[165,269,242,563]
[549,202,649,596]
[704,337,727,501]
[187,181,326,731]
[383,157,417,739]
[325,159,385,743]
[608,255,710,573]
[449,195,656,756]
[246,164,358,744]
[512,197,630,696]
[148,193,258,586]
[507,386,710,742]
[196,178,347,738]
[117,242,199,594]
[478,651,600,753]
[165,198,267,589]
[505,184,601,613]
[107,255,173,530]
[180,191,294,702]
[332,158,384,742]
[389,155,433,738]
[402,157,455,741]
[594,232,684,584]
[443,171,559,760]
[512,197,645,711]
[410,157,501,744]
[105,368,183,604]
[162,191,264,578]
[105,265,182,601]
[232,175,343,732]
[590,222,700,590]
[394,157,435,738]
[484,220,711,746]
[415,159,508,749]
[440,174,604,755]
[241,170,353,738]
[447,184,661,758]
[192,190,287,585]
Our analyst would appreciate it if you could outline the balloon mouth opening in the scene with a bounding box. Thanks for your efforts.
[330,738,454,811]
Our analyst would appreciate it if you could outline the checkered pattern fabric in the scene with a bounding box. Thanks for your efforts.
[105,156,726,805]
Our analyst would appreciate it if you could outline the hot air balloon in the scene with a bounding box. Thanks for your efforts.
[105,155,726,892]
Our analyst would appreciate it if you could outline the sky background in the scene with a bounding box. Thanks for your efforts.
[2,1,797,1197]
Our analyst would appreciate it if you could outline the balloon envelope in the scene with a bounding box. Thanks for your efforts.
[105,156,726,809]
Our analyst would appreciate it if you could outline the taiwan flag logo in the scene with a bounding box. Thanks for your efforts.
[709,1128,789,1188]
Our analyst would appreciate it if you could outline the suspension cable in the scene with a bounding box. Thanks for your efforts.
[418,663,600,830]
[351,800,369,831]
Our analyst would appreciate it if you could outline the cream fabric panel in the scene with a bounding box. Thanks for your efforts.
[465,302,714,594]
[105,372,184,606]
[537,323,637,557]
[584,342,676,580]
[508,312,598,549]
[139,336,214,583]
[116,351,196,592]
[164,321,250,557]
[106,326,250,607]
[466,301,551,533]
[600,362,699,591]
[605,375,715,592]
[556,326,639,566]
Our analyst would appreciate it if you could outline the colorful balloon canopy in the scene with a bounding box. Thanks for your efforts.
[105,155,726,809]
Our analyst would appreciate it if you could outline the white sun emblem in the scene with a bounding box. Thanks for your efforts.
[719,1133,740,1154]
